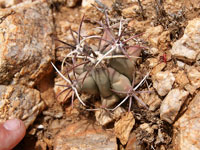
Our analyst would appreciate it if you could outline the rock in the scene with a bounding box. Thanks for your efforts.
[173,92,200,150]
[95,107,125,126]
[175,70,189,87]
[184,84,196,95]
[152,71,175,96]
[187,67,200,89]
[160,88,189,124]
[0,0,22,8]
[0,0,54,87]
[95,109,113,126]
[146,58,159,68]
[142,25,163,48]
[170,18,200,62]
[139,91,161,111]
[66,0,79,7]
[0,85,44,128]
[176,60,185,68]
[54,120,117,150]
[151,62,166,75]
[114,112,135,145]
[158,30,171,51]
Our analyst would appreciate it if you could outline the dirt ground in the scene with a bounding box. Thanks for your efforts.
[13,0,200,149]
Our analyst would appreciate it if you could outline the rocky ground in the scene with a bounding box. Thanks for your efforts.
[0,0,200,150]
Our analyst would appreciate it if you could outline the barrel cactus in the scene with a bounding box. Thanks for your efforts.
[52,14,149,111]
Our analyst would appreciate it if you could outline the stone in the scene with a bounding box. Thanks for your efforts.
[175,70,189,87]
[142,25,163,48]
[152,71,175,96]
[176,60,185,68]
[146,58,159,68]
[184,84,196,95]
[66,0,79,7]
[0,0,54,87]
[158,30,171,51]
[114,112,135,145]
[0,0,22,8]
[160,88,189,124]
[173,92,200,150]
[54,120,117,150]
[170,18,200,62]
[139,91,161,111]
[187,67,200,89]
[151,62,166,75]
[0,85,44,128]
[95,107,125,126]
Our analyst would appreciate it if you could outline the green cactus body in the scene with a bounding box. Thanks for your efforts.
[109,58,135,82]
[108,67,132,98]
[77,71,99,95]
[91,68,113,98]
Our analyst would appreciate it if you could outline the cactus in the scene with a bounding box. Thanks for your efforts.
[53,13,149,111]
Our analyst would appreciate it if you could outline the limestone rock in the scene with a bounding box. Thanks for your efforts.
[170,18,200,62]
[0,0,54,87]
[153,71,175,96]
[0,85,44,128]
[160,88,189,124]
[54,120,117,150]
[173,92,200,150]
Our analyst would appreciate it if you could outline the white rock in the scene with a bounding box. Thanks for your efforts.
[176,60,185,68]
[153,71,175,96]
[170,18,200,62]
[0,0,21,7]
[173,92,200,150]
[160,88,189,124]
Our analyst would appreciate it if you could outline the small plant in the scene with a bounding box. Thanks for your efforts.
[52,12,150,111]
